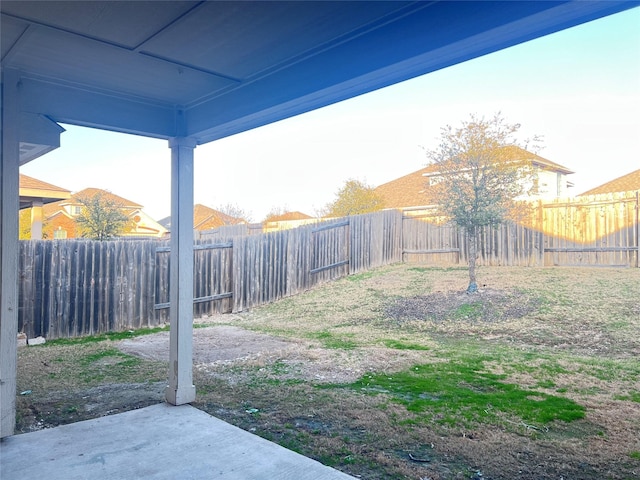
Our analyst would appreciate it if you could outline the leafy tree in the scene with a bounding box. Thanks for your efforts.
[75,192,131,240]
[324,179,384,217]
[19,209,32,240]
[425,113,538,293]
[18,208,51,239]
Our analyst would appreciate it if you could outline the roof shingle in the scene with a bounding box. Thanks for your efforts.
[192,204,245,230]
[266,211,313,222]
[19,174,70,194]
[579,169,640,196]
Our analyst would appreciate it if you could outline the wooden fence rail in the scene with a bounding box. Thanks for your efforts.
[18,192,638,339]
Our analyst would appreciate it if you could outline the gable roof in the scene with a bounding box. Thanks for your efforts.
[18,173,71,209]
[579,169,640,196]
[194,204,245,230]
[160,204,246,231]
[19,174,69,194]
[500,146,574,175]
[375,146,574,209]
[70,188,142,209]
[375,166,433,209]
[266,211,313,222]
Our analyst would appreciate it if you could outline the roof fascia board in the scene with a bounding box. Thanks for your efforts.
[19,76,177,139]
[19,188,70,200]
[20,112,65,140]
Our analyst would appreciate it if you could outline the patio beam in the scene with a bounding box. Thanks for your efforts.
[0,68,21,438]
[19,77,177,141]
[165,136,197,405]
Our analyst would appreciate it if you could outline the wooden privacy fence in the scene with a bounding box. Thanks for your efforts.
[18,193,638,339]
[18,210,403,339]
[19,240,158,339]
[537,192,639,267]
[401,191,639,267]
[402,217,545,267]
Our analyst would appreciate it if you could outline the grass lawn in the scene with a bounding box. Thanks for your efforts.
[17,264,640,479]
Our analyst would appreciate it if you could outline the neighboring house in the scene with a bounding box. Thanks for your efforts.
[375,147,575,210]
[159,204,246,232]
[42,188,167,239]
[18,174,71,239]
[263,211,317,232]
[579,169,640,196]
[265,211,313,222]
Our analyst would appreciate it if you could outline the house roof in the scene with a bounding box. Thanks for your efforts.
[375,167,433,209]
[579,169,640,196]
[501,146,575,175]
[159,204,245,231]
[194,204,245,230]
[375,146,574,209]
[69,188,142,209]
[19,174,69,194]
[266,211,313,222]
[42,188,143,218]
[18,173,71,209]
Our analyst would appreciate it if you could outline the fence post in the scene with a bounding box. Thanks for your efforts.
[636,191,639,268]
[347,216,352,275]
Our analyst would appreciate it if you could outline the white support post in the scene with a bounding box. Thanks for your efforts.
[1,69,21,438]
[165,136,197,405]
[30,199,43,239]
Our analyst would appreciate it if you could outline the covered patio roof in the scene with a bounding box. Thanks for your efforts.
[18,173,70,209]
[2,1,635,147]
[1,0,636,449]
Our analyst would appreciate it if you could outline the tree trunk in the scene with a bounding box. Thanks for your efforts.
[467,227,478,293]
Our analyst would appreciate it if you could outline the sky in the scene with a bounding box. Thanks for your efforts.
[21,7,640,223]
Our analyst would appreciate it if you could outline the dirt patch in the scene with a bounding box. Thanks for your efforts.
[17,382,166,433]
[119,324,430,384]
[384,288,540,324]
[117,325,297,364]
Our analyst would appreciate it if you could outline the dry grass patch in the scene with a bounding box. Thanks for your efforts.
[16,264,640,479]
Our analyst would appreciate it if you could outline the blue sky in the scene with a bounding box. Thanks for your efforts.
[21,7,640,222]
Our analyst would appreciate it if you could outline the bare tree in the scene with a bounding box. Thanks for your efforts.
[216,202,253,223]
[425,113,539,293]
[262,205,289,223]
[75,192,132,240]
[324,179,384,217]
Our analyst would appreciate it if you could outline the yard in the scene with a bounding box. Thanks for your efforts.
[16,264,640,479]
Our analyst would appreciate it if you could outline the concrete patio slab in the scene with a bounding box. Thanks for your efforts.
[0,403,356,480]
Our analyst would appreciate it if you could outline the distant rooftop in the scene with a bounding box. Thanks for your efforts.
[580,169,640,196]
[19,174,71,209]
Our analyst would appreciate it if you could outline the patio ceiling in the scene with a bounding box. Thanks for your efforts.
[2,1,635,149]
